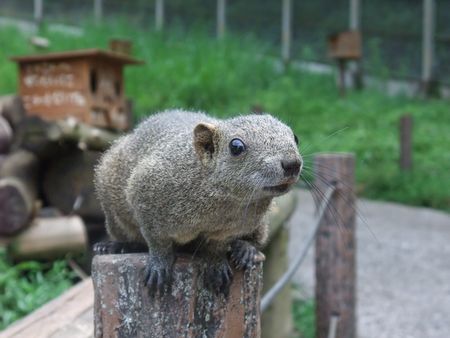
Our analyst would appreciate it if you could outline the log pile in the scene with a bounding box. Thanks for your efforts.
[0,95,120,259]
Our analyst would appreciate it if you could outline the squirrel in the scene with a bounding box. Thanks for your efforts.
[94,109,302,294]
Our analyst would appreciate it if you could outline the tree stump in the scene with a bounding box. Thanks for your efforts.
[92,254,263,338]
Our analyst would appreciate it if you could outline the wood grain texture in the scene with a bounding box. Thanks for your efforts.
[92,254,263,338]
[314,153,356,338]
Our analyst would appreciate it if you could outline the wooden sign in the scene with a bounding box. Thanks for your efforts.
[12,49,143,131]
[328,31,362,60]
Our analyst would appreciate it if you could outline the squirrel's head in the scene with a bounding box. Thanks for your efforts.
[193,114,302,200]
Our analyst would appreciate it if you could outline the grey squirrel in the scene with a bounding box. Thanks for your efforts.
[94,110,302,294]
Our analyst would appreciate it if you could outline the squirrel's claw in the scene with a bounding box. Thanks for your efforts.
[204,259,233,297]
[144,258,172,297]
[230,240,262,270]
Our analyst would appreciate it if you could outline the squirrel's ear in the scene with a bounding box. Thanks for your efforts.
[193,122,217,162]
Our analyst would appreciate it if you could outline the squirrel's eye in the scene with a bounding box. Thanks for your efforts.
[294,134,299,145]
[229,138,246,156]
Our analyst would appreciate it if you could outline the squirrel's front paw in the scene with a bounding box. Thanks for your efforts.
[230,240,265,270]
[144,255,173,296]
[204,259,233,296]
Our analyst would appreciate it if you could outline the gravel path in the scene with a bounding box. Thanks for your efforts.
[287,189,450,338]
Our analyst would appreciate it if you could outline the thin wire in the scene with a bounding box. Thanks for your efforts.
[260,184,336,312]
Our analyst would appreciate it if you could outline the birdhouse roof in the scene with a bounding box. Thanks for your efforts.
[11,48,144,65]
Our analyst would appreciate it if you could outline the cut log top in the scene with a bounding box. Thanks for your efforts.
[92,253,263,338]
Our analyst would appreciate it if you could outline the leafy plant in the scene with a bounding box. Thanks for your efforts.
[293,298,315,338]
[0,249,77,330]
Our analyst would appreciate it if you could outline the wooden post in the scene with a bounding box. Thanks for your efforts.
[422,0,436,93]
[155,0,164,31]
[399,115,413,171]
[34,0,43,28]
[94,0,103,24]
[281,0,292,64]
[314,153,356,338]
[338,59,347,96]
[93,253,263,337]
[217,0,226,39]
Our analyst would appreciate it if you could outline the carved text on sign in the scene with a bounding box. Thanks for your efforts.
[23,73,75,88]
[24,62,72,74]
[23,91,87,108]
[23,62,75,88]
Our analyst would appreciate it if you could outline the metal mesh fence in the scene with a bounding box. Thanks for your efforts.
[361,0,422,79]
[0,0,449,83]
[436,0,450,84]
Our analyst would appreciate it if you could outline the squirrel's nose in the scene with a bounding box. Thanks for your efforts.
[281,159,302,177]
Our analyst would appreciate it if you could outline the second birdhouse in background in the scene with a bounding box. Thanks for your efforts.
[328,31,362,61]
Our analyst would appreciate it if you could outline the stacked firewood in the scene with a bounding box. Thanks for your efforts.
[0,95,119,260]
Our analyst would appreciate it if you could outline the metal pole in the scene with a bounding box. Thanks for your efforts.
[349,0,363,89]
[155,0,164,31]
[281,0,292,64]
[34,0,43,27]
[422,0,436,91]
[349,0,360,30]
[217,0,226,39]
[94,0,103,24]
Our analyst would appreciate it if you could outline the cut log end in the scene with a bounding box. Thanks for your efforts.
[0,179,33,235]
[93,253,263,338]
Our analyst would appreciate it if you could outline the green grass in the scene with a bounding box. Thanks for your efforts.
[0,248,77,330]
[293,299,315,338]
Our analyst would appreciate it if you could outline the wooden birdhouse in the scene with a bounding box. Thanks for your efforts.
[11,49,143,131]
[328,31,362,60]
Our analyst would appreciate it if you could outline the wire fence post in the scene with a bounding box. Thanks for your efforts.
[34,0,43,28]
[217,0,226,39]
[281,0,292,64]
[155,0,164,31]
[94,0,103,24]
[349,0,363,89]
[421,0,436,94]
[349,0,360,30]
[314,153,356,338]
